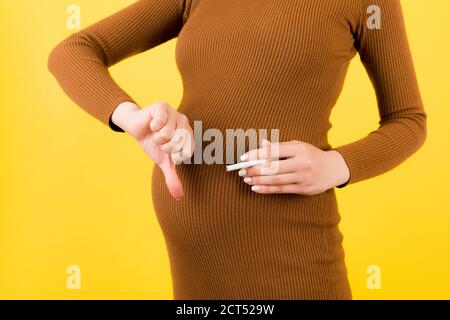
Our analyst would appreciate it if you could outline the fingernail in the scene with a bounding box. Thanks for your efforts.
[238,169,247,176]
[240,154,249,161]
[251,185,261,191]
[261,139,270,146]
[244,177,252,183]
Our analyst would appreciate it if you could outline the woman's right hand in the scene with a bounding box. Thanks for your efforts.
[111,100,194,199]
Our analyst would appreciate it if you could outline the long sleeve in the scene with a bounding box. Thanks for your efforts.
[48,0,188,131]
[333,0,427,187]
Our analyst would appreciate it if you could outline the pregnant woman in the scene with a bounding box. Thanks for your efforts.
[48,0,427,299]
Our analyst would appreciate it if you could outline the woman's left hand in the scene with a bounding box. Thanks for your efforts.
[239,139,350,195]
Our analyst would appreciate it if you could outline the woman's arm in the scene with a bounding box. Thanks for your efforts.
[332,0,427,187]
[48,0,187,131]
[48,0,195,199]
[238,0,427,195]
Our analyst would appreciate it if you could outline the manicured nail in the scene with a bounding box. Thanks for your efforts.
[240,153,249,161]
[238,169,247,176]
[251,185,261,191]
[244,177,252,183]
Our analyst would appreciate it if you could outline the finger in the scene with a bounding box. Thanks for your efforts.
[241,142,300,162]
[159,155,184,199]
[171,151,185,165]
[179,125,194,161]
[171,116,194,161]
[160,133,184,154]
[241,145,272,162]
[149,101,169,132]
[171,139,193,163]
[160,116,192,154]
[260,138,271,148]
[245,159,297,176]
[153,113,176,144]
[243,173,298,186]
[251,184,299,194]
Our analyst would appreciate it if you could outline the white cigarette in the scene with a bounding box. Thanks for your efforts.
[225,159,268,172]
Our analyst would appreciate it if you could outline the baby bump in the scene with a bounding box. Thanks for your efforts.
[151,162,251,244]
[151,162,343,258]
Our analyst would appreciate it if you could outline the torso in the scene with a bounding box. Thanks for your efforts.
[152,0,359,299]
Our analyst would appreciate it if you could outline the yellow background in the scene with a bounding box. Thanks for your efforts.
[0,0,449,299]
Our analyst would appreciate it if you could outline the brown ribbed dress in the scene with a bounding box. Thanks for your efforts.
[48,0,427,299]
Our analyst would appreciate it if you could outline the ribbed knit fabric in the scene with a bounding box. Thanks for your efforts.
[48,0,427,299]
